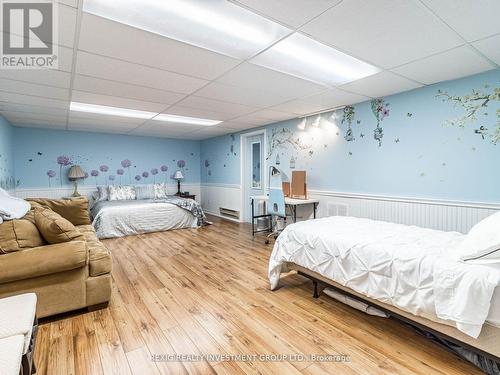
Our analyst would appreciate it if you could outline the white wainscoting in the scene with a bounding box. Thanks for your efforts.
[14,183,202,202]
[308,190,500,234]
[200,183,241,221]
[199,183,499,233]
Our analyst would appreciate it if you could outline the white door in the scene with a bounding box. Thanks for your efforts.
[243,134,264,222]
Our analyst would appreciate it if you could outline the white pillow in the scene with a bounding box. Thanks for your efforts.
[153,183,168,199]
[108,185,136,201]
[457,211,500,264]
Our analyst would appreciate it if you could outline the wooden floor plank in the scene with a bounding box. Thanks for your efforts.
[34,215,483,375]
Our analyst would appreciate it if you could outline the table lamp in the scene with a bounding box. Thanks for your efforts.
[68,165,86,197]
[173,170,184,195]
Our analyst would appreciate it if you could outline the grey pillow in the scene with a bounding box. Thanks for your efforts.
[135,184,155,200]
[96,186,109,201]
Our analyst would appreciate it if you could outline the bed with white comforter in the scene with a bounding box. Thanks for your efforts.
[269,216,500,338]
[91,199,199,239]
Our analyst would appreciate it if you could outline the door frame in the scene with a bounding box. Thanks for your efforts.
[240,129,267,222]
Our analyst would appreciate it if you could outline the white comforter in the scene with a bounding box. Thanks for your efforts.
[92,201,198,239]
[269,216,500,338]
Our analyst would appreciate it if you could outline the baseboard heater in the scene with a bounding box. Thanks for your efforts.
[219,207,240,220]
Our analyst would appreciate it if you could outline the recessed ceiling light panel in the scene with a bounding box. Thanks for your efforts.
[153,113,221,126]
[70,102,156,119]
[251,33,380,86]
[83,0,292,59]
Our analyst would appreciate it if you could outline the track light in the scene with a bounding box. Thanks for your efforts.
[297,118,306,130]
[312,115,321,128]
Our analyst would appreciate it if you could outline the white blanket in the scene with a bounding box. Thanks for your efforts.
[269,216,500,338]
[0,188,30,223]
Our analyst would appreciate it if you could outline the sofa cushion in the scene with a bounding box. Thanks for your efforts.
[76,225,112,276]
[35,208,84,244]
[27,198,91,226]
[0,241,87,284]
[0,219,45,254]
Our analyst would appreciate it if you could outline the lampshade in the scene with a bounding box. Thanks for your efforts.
[68,165,86,180]
[173,170,184,180]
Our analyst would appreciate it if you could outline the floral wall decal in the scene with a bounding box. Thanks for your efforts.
[151,168,158,183]
[142,171,149,179]
[436,84,500,144]
[46,170,55,187]
[116,168,124,184]
[99,165,109,185]
[56,155,71,187]
[267,127,312,160]
[90,170,99,186]
[177,160,186,169]
[370,99,390,147]
[161,165,168,182]
[121,159,132,184]
[134,175,141,181]
[341,106,356,142]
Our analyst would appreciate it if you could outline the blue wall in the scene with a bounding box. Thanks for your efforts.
[201,69,500,203]
[14,128,200,188]
[0,115,15,190]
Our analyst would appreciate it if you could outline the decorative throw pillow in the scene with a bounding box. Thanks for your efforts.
[96,186,109,201]
[457,211,500,264]
[27,197,91,226]
[0,218,45,254]
[153,183,168,199]
[135,184,155,200]
[108,185,136,201]
[34,208,84,244]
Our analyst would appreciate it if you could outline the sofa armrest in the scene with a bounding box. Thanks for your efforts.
[0,241,87,284]
[27,198,91,226]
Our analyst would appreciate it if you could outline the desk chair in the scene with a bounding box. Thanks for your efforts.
[265,167,286,244]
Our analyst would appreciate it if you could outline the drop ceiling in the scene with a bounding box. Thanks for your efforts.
[0,0,498,140]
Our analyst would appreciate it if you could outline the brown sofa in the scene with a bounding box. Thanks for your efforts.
[0,197,112,318]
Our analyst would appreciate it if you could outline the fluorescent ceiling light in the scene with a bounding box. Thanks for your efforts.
[153,114,221,126]
[83,0,291,59]
[70,102,156,119]
[251,33,380,86]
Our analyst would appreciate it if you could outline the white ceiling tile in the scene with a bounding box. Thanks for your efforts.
[57,46,74,72]
[68,112,147,126]
[58,4,77,48]
[246,109,296,122]
[10,119,66,130]
[75,51,208,94]
[227,115,271,126]
[72,75,186,105]
[232,0,342,28]
[68,123,138,134]
[128,123,197,138]
[174,96,260,117]
[71,91,168,112]
[78,14,242,80]
[162,105,235,121]
[0,102,68,117]
[134,121,202,133]
[1,111,67,124]
[339,71,422,98]
[216,62,327,97]
[269,87,368,115]
[473,34,500,65]
[392,46,495,85]
[300,0,463,68]
[421,0,500,42]
[217,121,255,130]
[0,78,69,101]
[0,69,71,89]
[195,82,291,107]
[0,92,69,109]
[182,127,234,140]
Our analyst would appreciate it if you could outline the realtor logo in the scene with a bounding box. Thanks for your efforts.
[1,0,58,69]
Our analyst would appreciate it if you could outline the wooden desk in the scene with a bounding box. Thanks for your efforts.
[250,195,319,235]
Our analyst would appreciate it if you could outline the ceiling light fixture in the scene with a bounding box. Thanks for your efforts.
[70,102,156,119]
[83,0,291,59]
[153,113,221,126]
[251,33,380,87]
[312,115,321,128]
[297,118,306,130]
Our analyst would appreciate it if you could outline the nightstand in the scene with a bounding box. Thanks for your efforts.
[178,193,195,200]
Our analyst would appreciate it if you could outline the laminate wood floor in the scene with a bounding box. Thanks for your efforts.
[34,215,483,375]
